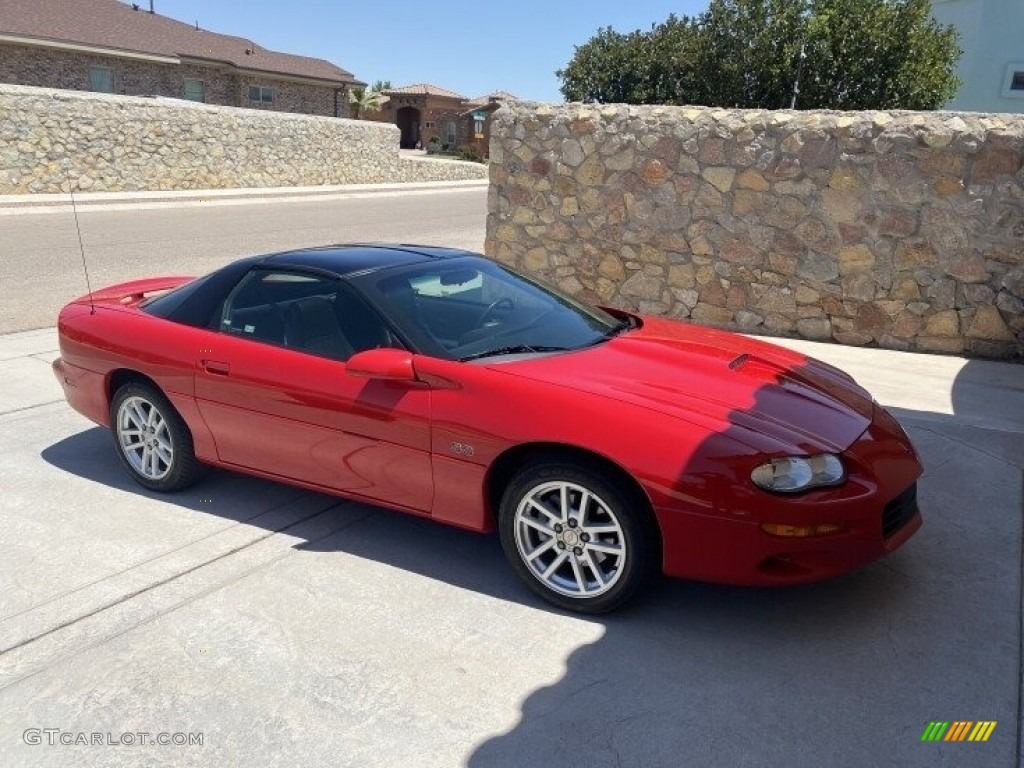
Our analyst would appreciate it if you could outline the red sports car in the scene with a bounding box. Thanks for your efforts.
[53,245,923,612]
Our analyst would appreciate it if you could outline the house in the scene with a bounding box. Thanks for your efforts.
[0,0,360,117]
[461,91,518,157]
[368,83,467,149]
[366,83,515,154]
[931,0,1024,112]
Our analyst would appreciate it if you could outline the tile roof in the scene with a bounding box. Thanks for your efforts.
[0,0,355,84]
[467,90,518,106]
[383,83,466,100]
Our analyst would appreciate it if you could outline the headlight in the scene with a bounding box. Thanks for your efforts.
[751,454,845,493]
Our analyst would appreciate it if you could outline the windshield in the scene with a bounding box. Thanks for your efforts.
[351,257,627,361]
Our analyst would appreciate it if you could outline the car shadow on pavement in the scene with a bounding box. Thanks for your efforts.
[40,425,534,604]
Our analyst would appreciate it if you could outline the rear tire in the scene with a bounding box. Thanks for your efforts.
[498,459,656,613]
[110,381,202,492]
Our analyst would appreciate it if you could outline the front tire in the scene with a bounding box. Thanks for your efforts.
[498,459,656,613]
[110,381,202,492]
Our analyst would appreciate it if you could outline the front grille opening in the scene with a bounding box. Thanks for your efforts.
[757,555,813,578]
[882,483,918,539]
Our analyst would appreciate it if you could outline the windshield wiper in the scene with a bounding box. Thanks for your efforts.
[459,344,571,362]
[574,318,634,350]
[605,319,632,336]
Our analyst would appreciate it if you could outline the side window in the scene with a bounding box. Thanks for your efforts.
[219,270,399,361]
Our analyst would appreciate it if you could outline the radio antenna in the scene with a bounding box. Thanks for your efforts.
[68,183,95,314]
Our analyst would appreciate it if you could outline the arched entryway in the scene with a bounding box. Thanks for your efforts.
[396,106,421,149]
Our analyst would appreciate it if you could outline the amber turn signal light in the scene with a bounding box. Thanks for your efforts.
[760,523,845,538]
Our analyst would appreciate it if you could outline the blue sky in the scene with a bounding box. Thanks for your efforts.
[147,0,707,101]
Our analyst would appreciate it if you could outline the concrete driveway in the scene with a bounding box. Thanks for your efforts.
[0,325,1021,767]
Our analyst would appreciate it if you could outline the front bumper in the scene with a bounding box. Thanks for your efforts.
[658,406,923,586]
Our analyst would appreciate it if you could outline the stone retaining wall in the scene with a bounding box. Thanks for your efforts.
[485,102,1024,359]
[0,84,486,194]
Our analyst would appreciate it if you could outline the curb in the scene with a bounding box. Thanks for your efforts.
[0,179,489,211]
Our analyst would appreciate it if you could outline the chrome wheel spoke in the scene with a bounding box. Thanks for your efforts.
[568,555,587,594]
[585,540,623,556]
[575,489,590,525]
[525,538,557,562]
[130,402,148,428]
[541,550,570,579]
[521,516,555,537]
[154,444,172,465]
[581,550,607,587]
[526,498,561,525]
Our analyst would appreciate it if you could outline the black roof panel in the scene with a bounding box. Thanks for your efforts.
[262,244,476,276]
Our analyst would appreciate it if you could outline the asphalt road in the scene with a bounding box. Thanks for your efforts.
[0,187,488,334]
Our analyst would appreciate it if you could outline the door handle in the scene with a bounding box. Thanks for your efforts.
[202,359,230,376]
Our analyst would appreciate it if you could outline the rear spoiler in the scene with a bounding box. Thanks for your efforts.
[75,276,195,305]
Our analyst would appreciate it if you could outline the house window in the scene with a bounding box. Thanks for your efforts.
[184,79,205,102]
[446,121,456,145]
[1002,63,1024,98]
[89,66,114,93]
[248,85,274,104]
[424,121,436,129]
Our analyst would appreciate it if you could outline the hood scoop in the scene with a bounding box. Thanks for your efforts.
[728,352,792,382]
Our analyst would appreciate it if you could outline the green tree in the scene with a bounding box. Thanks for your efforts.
[558,0,961,110]
[557,16,701,105]
[689,0,808,108]
[371,80,392,92]
[348,85,386,119]
[799,0,961,109]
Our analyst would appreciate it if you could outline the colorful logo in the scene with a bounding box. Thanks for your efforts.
[921,721,996,742]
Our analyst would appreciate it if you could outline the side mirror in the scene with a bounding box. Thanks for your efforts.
[346,348,418,382]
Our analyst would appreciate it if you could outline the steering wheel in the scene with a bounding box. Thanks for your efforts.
[476,297,516,327]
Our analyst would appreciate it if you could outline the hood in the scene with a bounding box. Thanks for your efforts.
[489,316,874,456]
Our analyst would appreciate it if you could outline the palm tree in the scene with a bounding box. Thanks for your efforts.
[348,86,386,119]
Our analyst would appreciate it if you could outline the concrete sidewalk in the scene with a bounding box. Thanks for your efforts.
[0,179,488,216]
[0,326,1021,767]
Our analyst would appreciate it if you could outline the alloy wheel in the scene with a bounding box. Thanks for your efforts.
[116,395,174,480]
[513,480,627,598]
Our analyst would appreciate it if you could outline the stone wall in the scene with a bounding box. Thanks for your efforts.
[0,85,487,194]
[0,43,347,117]
[485,102,1024,359]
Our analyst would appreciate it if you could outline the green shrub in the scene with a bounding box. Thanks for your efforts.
[457,145,484,163]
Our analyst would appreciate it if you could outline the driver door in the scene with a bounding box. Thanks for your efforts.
[194,268,433,513]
